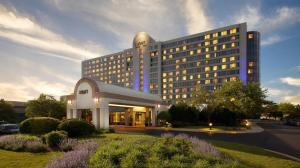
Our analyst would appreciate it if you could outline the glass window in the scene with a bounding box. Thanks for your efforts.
[183,46,187,51]
[205,41,210,46]
[205,34,210,39]
[222,64,227,69]
[213,33,218,38]
[248,33,253,39]
[230,63,236,69]
[213,40,218,44]
[190,50,194,55]
[230,56,235,61]
[230,28,237,34]
[222,58,226,63]
[221,31,227,36]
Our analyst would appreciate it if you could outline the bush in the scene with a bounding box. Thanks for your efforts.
[0,135,48,152]
[20,117,61,134]
[58,119,95,137]
[44,131,67,148]
[47,140,98,168]
[210,108,239,126]
[168,104,199,125]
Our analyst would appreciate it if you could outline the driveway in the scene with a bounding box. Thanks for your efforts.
[114,121,300,159]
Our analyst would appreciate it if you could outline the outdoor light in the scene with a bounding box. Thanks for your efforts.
[94,97,99,103]
[157,104,160,108]
[209,122,213,130]
[67,100,72,104]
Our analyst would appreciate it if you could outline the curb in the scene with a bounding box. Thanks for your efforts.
[264,149,300,162]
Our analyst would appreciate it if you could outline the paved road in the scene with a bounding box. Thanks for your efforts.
[114,122,300,159]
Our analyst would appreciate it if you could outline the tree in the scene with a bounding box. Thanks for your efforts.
[168,103,199,126]
[0,99,16,122]
[26,94,66,119]
[243,82,268,118]
[278,103,296,116]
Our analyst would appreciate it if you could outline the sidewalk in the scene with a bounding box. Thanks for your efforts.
[145,121,264,134]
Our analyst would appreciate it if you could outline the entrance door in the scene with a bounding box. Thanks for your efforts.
[135,112,145,126]
[81,109,92,124]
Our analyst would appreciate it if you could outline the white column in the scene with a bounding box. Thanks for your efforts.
[92,108,100,129]
[99,99,109,129]
[151,107,158,127]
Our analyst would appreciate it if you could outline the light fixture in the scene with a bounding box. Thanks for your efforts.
[209,122,213,130]
[67,100,72,104]
[94,97,99,103]
[157,104,160,108]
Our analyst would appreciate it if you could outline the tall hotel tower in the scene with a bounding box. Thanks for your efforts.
[82,23,260,103]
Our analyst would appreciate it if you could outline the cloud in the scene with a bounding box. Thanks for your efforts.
[283,93,300,105]
[266,87,300,105]
[181,0,213,34]
[0,4,103,60]
[261,35,286,46]
[280,77,300,87]
[234,5,300,33]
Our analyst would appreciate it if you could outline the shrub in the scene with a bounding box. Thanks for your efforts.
[59,138,78,152]
[168,103,199,125]
[20,117,61,134]
[58,119,95,137]
[47,140,98,168]
[210,108,238,126]
[44,131,67,148]
[0,135,48,152]
[98,128,115,134]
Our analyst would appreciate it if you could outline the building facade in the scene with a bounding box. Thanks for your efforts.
[82,23,260,103]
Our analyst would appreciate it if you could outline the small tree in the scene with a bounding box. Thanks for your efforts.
[278,103,296,117]
[26,94,66,120]
[0,99,16,122]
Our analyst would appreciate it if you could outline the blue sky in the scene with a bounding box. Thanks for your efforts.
[0,0,300,104]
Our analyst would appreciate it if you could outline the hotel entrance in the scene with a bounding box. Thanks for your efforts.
[80,109,92,124]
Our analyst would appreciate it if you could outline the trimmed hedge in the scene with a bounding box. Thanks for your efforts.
[44,131,67,148]
[20,117,61,134]
[58,119,95,137]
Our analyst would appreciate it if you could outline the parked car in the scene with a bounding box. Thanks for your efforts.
[0,124,19,134]
[0,120,8,126]
[284,118,300,126]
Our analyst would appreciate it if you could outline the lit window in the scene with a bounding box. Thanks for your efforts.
[213,66,218,71]
[163,50,167,54]
[169,54,173,59]
[190,50,194,55]
[230,76,237,81]
[214,46,217,51]
[182,70,187,75]
[205,80,210,84]
[205,48,209,52]
[222,44,226,49]
[176,60,180,64]
[197,49,201,54]
[205,34,210,39]
[182,94,187,98]
[206,73,209,78]
[198,74,201,78]
[205,41,210,46]
[230,28,237,34]
[214,73,218,77]
[190,75,193,80]
[249,62,254,66]
[169,95,173,99]
[213,33,218,38]
[221,31,227,36]
[205,66,210,72]
[213,40,218,44]
[206,54,210,59]
[163,55,166,60]
[163,96,166,100]
[183,46,187,51]
[182,76,186,80]
[248,69,253,74]
[222,64,227,69]
[231,43,235,47]
[163,84,167,88]
[170,48,173,53]
[176,47,180,52]
[248,33,253,39]
[230,63,236,69]
[230,56,235,61]
[163,79,167,83]
[163,73,167,77]
[222,58,227,62]
[182,58,186,62]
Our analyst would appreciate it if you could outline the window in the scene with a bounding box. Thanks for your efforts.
[230,63,236,69]
[248,33,253,39]
[163,73,167,77]
[221,31,227,36]
[206,73,209,78]
[205,34,210,39]
[198,74,201,78]
[222,44,226,49]
[182,76,186,80]
[176,47,180,52]
[197,49,201,54]
[230,28,237,34]
[183,46,187,51]
[213,39,218,44]
[205,48,209,52]
[190,50,194,55]
[230,56,235,61]
[205,41,210,46]
[213,33,218,38]
[214,46,217,51]
[169,54,173,59]
[205,66,210,72]
[163,50,167,54]
[213,66,218,71]
[205,80,210,84]
[230,76,237,81]
[222,58,227,63]
[231,43,235,47]
[163,55,166,60]
[182,58,186,62]
[249,62,254,66]
[206,54,210,59]
[190,75,193,80]
[222,64,227,69]
[182,94,187,98]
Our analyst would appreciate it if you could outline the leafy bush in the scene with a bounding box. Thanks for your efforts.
[44,131,67,148]
[210,108,240,126]
[20,117,61,134]
[168,104,199,125]
[47,140,98,168]
[0,135,48,152]
[58,119,95,137]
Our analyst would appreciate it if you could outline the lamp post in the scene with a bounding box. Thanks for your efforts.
[209,122,213,130]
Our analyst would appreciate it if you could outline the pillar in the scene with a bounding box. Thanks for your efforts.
[99,99,109,129]
[151,107,158,127]
[125,109,129,126]
[92,108,100,129]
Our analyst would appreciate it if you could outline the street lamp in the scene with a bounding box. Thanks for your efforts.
[209,122,213,130]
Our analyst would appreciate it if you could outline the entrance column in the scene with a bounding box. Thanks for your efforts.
[92,108,100,129]
[99,98,109,129]
[151,107,158,127]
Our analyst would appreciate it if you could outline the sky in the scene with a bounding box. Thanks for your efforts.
[0,0,300,104]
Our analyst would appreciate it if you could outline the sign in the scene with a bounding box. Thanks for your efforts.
[79,90,88,94]
[136,41,146,48]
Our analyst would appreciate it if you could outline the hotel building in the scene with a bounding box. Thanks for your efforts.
[81,23,260,104]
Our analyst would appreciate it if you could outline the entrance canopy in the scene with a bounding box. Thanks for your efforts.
[66,78,166,129]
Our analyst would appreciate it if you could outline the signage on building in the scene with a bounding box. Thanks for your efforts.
[79,90,88,94]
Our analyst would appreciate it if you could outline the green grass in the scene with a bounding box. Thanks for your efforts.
[0,149,61,168]
[210,140,300,168]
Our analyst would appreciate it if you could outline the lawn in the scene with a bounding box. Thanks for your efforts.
[0,149,61,168]
[0,133,299,168]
